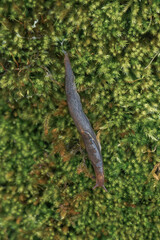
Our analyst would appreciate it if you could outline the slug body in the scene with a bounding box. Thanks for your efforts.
[64,52,107,192]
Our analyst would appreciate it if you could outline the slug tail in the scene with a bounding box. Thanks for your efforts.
[62,49,67,54]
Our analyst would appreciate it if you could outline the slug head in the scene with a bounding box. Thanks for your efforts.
[93,174,107,192]
[93,184,108,192]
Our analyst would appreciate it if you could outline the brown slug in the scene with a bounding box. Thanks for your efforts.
[64,52,107,192]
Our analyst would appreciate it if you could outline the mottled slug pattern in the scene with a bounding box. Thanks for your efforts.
[64,52,107,192]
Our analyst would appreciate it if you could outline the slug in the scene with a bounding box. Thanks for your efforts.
[64,51,107,192]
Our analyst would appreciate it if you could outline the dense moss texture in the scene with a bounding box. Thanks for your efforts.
[0,0,160,239]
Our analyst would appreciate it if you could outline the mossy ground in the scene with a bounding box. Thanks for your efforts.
[0,0,160,239]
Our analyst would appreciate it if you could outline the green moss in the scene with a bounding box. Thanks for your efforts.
[0,0,160,239]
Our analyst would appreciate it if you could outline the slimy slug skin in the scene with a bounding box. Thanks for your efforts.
[64,52,107,192]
